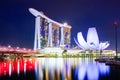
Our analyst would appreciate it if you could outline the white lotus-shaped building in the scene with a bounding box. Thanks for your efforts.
[74,27,110,50]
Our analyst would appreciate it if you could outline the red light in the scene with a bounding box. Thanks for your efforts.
[114,21,119,26]
[0,58,35,76]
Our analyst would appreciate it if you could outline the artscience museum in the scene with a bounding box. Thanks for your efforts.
[74,27,110,51]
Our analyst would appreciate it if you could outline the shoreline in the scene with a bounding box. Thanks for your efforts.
[95,57,120,67]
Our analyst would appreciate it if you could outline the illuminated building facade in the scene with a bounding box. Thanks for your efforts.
[74,27,110,51]
[29,8,71,50]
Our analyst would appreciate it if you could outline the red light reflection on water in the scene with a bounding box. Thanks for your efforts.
[0,58,35,76]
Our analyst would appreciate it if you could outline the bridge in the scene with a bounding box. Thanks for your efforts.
[0,46,35,58]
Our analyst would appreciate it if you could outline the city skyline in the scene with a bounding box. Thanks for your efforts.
[0,0,120,50]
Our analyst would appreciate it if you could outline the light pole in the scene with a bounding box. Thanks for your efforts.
[114,21,118,59]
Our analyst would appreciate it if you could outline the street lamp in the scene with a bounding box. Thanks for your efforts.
[114,21,118,59]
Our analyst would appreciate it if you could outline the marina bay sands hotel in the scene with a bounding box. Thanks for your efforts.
[29,8,72,50]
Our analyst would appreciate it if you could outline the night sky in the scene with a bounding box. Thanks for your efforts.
[0,0,120,50]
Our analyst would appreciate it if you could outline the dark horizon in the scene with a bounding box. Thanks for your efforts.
[0,0,120,50]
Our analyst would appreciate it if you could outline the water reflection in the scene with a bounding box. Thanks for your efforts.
[0,58,110,80]
[35,58,110,80]
[0,58,35,80]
